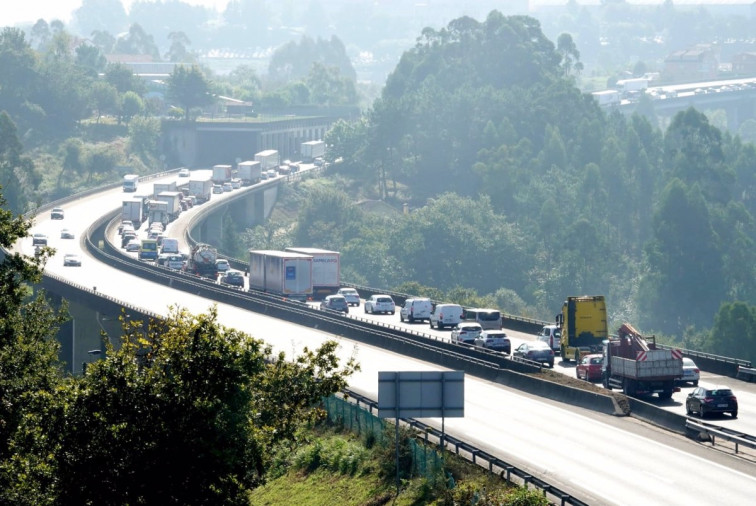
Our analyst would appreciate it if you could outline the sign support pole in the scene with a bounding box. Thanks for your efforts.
[395,375,400,497]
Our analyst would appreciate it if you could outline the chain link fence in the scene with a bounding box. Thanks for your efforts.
[322,395,444,483]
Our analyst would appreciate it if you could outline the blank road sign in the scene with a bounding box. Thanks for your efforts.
[377,370,464,419]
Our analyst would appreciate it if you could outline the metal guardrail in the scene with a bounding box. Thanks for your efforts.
[345,390,588,506]
[657,343,752,369]
[685,418,756,454]
[736,365,756,382]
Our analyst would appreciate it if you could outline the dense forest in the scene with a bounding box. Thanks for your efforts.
[231,12,756,362]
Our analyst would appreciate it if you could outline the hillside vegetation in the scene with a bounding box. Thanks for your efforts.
[232,12,756,363]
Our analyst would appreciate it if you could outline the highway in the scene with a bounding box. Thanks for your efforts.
[12,171,756,505]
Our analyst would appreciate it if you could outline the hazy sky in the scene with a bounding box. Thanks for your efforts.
[4,0,753,29]
[3,0,229,26]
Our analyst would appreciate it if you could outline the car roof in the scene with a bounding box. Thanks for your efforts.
[529,341,550,348]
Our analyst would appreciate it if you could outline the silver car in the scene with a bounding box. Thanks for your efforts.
[474,331,511,353]
[337,287,360,306]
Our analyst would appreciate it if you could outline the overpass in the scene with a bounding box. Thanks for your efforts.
[610,77,756,130]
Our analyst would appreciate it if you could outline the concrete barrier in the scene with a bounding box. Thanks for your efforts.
[627,397,687,434]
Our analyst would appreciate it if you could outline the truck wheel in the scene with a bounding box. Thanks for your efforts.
[574,350,580,363]
[658,391,672,400]
[560,346,567,361]
[437,322,444,330]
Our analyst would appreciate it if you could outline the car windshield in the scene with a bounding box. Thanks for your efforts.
[341,289,357,295]
[487,333,506,339]
[377,298,392,303]
[683,358,695,366]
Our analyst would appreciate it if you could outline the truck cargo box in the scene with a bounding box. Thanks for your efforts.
[301,140,325,162]
[212,164,233,184]
[249,250,313,300]
[611,351,683,379]
[153,181,178,197]
[254,150,279,171]
[284,247,339,298]
[237,160,262,185]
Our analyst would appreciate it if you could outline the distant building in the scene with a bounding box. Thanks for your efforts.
[663,44,720,83]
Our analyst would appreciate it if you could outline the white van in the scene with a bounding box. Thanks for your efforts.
[160,237,179,254]
[429,303,463,330]
[463,308,502,330]
[537,324,561,351]
[400,297,433,323]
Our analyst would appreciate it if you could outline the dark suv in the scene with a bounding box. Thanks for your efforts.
[320,295,349,314]
[686,387,738,418]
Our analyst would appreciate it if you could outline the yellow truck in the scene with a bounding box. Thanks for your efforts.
[556,295,608,363]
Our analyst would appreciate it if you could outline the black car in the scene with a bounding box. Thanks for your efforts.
[512,341,555,368]
[686,386,738,418]
[220,270,245,287]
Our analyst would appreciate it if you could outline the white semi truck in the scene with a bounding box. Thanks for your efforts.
[301,140,325,162]
[123,174,139,192]
[254,150,279,171]
[237,160,262,185]
[284,247,340,299]
[248,250,313,302]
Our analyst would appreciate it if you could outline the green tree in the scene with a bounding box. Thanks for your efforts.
[105,63,146,95]
[120,90,144,123]
[707,301,756,363]
[113,23,160,60]
[640,180,725,335]
[0,188,66,500]
[5,307,357,504]
[165,31,193,62]
[306,62,358,106]
[0,112,32,213]
[167,65,214,122]
[128,116,160,160]
[89,80,119,122]
[75,43,107,76]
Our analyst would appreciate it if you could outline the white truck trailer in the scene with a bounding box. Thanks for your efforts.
[123,174,139,192]
[122,199,144,227]
[249,250,313,302]
[237,160,262,185]
[301,140,325,162]
[284,247,340,299]
[153,181,178,198]
[188,176,213,203]
[212,164,233,184]
[254,150,279,171]
[156,191,182,221]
